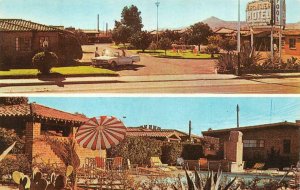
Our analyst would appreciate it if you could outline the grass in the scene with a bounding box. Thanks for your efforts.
[0,66,117,77]
[128,49,219,59]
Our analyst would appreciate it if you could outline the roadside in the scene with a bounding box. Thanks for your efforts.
[1,73,300,88]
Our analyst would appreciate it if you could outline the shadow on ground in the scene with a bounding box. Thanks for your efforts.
[37,73,66,87]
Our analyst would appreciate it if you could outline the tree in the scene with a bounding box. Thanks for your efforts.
[158,37,172,55]
[219,38,237,53]
[73,29,89,45]
[0,97,28,105]
[121,5,143,32]
[129,31,152,52]
[112,21,131,46]
[161,30,181,44]
[58,32,83,64]
[206,36,220,58]
[187,22,213,51]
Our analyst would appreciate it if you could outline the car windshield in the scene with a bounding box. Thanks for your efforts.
[102,49,118,57]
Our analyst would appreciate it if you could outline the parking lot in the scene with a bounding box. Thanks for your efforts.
[81,44,216,76]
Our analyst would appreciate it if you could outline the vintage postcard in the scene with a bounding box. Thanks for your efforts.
[0,0,299,94]
[0,96,299,189]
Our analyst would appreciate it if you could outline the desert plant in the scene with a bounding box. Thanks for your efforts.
[177,169,237,190]
[43,136,80,189]
[239,43,263,72]
[32,51,58,74]
[0,127,25,154]
[215,53,237,74]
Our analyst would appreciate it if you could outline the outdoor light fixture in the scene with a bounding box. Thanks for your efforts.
[155,0,160,45]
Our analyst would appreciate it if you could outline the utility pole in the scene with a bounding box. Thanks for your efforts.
[155,0,160,46]
[237,0,241,76]
[237,104,240,128]
[188,120,192,142]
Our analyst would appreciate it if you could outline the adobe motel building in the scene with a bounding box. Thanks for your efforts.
[0,103,105,166]
[0,19,62,65]
[202,121,300,165]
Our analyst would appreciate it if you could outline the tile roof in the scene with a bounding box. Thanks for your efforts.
[126,127,181,140]
[0,103,88,124]
[0,19,59,32]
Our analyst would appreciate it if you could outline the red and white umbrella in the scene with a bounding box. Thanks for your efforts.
[75,116,126,153]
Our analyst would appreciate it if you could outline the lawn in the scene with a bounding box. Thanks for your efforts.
[0,66,117,78]
[128,49,219,59]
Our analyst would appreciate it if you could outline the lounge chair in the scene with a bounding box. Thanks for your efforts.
[252,162,265,173]
[150,157,168,168]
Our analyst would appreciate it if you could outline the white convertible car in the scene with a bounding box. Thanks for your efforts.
[91,49,140,68]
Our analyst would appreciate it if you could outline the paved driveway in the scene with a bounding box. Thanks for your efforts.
[81,44,216,76]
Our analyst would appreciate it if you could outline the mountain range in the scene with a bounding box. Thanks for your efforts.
[198,16,300,30]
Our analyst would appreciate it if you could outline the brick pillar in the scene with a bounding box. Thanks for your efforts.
[25,122,41,159]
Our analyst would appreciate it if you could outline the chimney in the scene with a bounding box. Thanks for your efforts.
[189,120,192,142]
[106,22,108,36]
[97,14,100,32]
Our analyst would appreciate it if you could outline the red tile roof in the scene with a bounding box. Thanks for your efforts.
[126,127,181,140]
[0,19,59,32]
[0,103,88,124]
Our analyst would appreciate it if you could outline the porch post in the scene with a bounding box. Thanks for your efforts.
[25,122,41,160]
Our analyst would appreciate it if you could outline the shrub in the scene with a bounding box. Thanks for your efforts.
[0,154,31,180]
[206,44,220,58]
[161,143,182,165]
[32,51,58,74]
[58,32,83,65]
[148,41,158,51]
[108,137,205,166]
[0,127,25,154]
[215,53,237,74]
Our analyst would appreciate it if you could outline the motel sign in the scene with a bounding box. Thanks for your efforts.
[246,0,286,27]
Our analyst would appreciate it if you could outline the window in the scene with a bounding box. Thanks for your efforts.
[243,140,265,148]
[289,38,296,49]
[16,37,31,51]
[39,37,50,48]
[283,139,291,154]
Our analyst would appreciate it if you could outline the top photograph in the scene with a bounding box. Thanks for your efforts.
[0,0,299,94]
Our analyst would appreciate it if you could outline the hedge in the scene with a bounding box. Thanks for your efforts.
[107,137,204,166]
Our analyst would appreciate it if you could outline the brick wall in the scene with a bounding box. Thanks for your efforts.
[25,122,107,167]
[0,31,59,65]
[204,125,300,164]
[284,36,300,56]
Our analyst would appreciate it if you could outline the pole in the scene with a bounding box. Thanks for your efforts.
[271,26,274,63]
[237,104,240,128]
[155,1,160,46]
[237,0,241,76]
[279,26,282,64]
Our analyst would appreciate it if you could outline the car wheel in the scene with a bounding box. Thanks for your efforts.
[111,61,117,69]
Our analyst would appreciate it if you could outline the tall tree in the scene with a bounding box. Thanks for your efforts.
[0,97,28,105]
[129,31,152,52]
[161,30,181,44]
[112,21,131,46]
[121,5,143,32]
[187,22,213,51]
[158,37,172,55]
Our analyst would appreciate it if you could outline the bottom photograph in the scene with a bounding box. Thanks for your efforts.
[0,97,299,190]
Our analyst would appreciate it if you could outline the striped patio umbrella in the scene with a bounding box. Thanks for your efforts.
[75,116,126,156]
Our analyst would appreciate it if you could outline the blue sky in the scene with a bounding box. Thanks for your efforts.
[0,0,299,30]
[29,97,300,135]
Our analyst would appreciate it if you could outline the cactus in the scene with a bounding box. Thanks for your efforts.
[12,165,73,190]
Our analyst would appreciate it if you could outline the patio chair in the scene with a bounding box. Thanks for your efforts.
[198,158,209,171]
[127,159,139,175]
[95,157,106,170]
[111,157,123,171]
[150,157,168,168]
